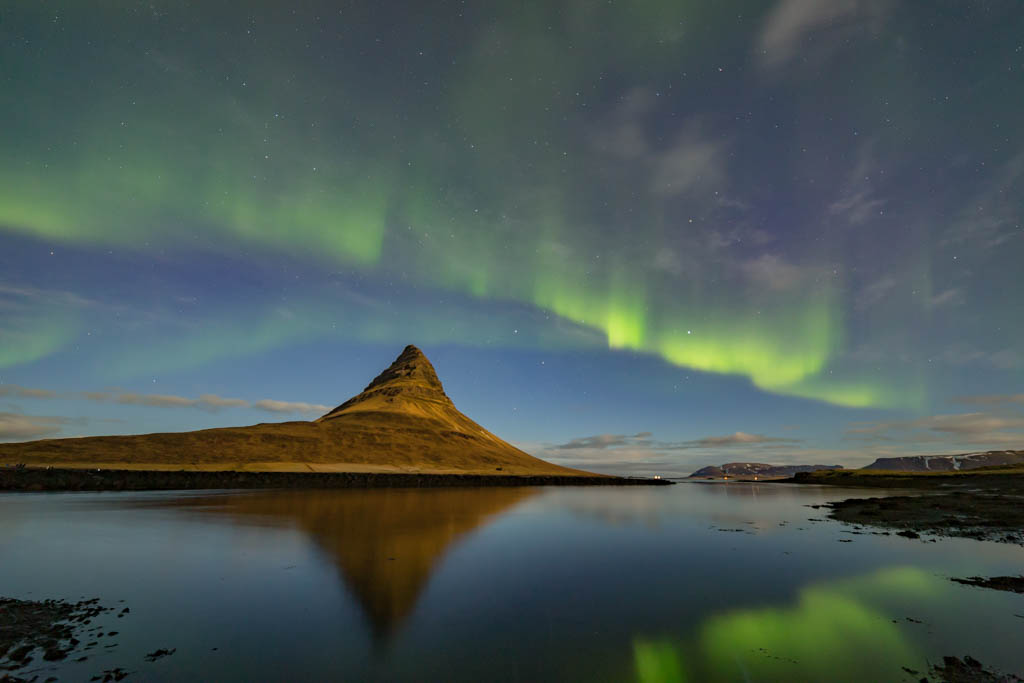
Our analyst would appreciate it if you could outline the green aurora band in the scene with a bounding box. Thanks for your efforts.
[633,566,945,682]
[0,3,939,409]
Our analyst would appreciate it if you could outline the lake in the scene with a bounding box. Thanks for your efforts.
[1,482,1022,681]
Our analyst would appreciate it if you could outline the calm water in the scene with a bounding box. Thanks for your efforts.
[1,482,1022,682]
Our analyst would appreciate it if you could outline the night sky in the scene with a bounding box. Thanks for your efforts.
[1,2,1022,475]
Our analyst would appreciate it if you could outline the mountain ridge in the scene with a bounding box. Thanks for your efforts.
[862,450,1024,472]
[689,462,843,479]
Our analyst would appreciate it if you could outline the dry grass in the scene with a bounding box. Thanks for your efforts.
[0,415,594,476]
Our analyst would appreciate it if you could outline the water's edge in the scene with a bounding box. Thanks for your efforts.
[0,467,672,491]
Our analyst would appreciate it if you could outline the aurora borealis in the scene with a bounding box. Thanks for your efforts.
[1,2,1022,472]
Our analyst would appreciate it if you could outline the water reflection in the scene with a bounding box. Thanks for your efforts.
[164,487,537,638]
[634,567,943,682]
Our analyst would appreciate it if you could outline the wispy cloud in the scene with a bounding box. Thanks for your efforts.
[854,275,898,311]
[550,430,798,455]
[0,412,70,441]
[681,431,800,447]
[251,399,330,414]
[933,344,1022,370]
[649,123,726,197]
[756,0,891,71]
[847,411,1024,446]
[0,284,97,311]
[593,96,726,200]
[926,288,962,309]
[828,142,887,226]
[955,394,1024,406]
[0,384,328,415]
[0,384,58,399]
[941,153,1024,251]
[534,429,805,477]
[553,432,652,450]
[738,254,823,292]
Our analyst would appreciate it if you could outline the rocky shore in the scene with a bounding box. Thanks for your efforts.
[791,466,1024,546]
[0,597,127,681]
[823,492,1024,546]
[0,467,671,492]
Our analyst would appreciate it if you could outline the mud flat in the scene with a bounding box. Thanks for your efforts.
[0,466,670,492]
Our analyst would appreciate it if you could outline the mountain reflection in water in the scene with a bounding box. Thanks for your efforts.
[163,487,538,638]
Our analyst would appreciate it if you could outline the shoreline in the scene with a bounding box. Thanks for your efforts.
[784,467,1024,547]
[0,467,671,492]
[787,466,1024,489]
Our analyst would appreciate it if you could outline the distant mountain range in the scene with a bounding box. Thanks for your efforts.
[689,450,1024,478]
[862,450,1024,472]
[689,463,843,479]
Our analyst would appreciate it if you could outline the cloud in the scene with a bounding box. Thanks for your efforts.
[827,138,893,229]
[0,384,57,399]
[926,288,962,309]
[0,284,97,311]
[757,0,891,71]
[920,413,1024,436]
[739,254,821,292]
[847,411,1024,446]
[650,125,726,197]
[251,399,329,414]
[854,275,898,311]
[681,431,801,447]
[112,393,198,408]
[852,276,959,313]
[828,188,887,225]
[941,153,1024,251]
[551,430,800,454]
[593,100,726,200]
[934,344,1022,370]
[955,394,1024,406]
[531,428,810,478]
[197,394,250,409]
[0,412,69,441]
[2,384,327,415]
[553,432,653,450]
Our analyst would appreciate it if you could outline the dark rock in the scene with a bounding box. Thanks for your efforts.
[144,647,176,662]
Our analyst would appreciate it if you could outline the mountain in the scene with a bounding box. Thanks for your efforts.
[689,462,843,479]
[0,345,596,477]
[862,450,1024,472]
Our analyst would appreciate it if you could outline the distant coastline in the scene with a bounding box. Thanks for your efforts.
[0,466,672,492]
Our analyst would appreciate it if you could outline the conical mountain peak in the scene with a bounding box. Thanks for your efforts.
[363,345,444,394]
[319,345,451,420]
